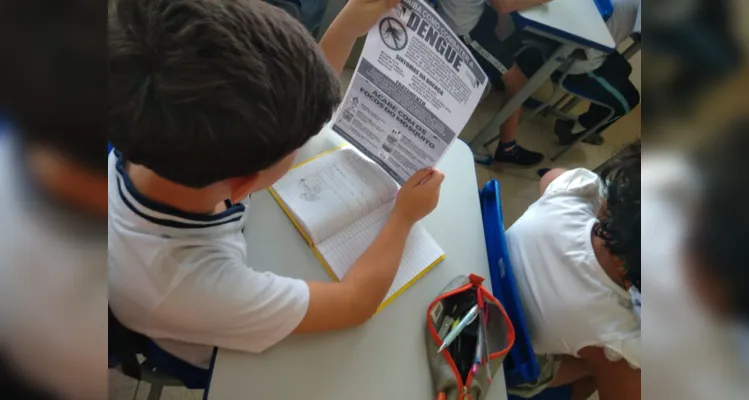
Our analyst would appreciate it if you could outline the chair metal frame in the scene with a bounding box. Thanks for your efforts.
[481,38,616,161]
[113,360,185,400]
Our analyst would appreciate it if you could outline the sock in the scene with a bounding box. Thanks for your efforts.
[571,120,586,134]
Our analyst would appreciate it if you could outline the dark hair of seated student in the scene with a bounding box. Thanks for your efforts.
[597,141,641,291]
[687,117,749,323]
[108,0,342,188]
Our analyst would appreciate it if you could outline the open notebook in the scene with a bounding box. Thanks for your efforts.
[269,146,445,311]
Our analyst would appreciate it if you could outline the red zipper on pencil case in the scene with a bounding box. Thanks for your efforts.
[427,275,515,400]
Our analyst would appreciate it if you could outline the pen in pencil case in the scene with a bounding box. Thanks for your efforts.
[471,322,483,375]
[437,304,478,353]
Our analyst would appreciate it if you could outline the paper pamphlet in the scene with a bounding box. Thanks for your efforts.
[332,0,488,184]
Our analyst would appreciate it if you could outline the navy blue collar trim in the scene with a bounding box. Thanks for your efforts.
[114,151,244,229]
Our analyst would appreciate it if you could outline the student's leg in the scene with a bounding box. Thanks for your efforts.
[556,52,638,145]
[547,355,597,400]
[464,6,544,167]
[509,354,594,399]
[499,63,526,144]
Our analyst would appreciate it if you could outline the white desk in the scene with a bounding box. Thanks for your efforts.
[467,0,615,152]
[208,129,506,400]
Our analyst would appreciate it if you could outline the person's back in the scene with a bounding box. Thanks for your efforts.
[108,0,443,370]
[505,143,641,399]
[506,169,639,359]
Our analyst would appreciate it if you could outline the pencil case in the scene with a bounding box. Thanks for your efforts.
[425,274,515,400]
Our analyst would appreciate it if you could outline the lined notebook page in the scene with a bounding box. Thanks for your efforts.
[317,200,444,301]
[272,148,399,244]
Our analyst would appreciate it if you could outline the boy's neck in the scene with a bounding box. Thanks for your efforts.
[591,231,627,290]
[126,163,225,215]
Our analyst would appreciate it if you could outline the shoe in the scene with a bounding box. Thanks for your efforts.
[474,152,494,166]
[555,119,605,146]
[494,144,544,167]
[554,119,577,145]
[582,133,604,145]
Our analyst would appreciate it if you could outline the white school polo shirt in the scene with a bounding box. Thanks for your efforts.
[642,154,749,399]
[506,169,640,367]
[567,0,641,75]
[437,0,485,36]
[108,151,310,368]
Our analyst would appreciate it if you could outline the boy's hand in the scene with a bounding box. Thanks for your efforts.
[393,168,445,225]
[335,0,401,38]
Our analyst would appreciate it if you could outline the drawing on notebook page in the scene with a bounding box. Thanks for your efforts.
[270,146,445,310]
[297,178,322,202]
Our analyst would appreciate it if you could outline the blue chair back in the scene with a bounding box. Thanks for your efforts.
[480,180,539,386]
[480,180,571,400]
[594,0,614,22]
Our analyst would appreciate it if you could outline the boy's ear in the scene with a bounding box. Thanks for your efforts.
[226,174,261,203]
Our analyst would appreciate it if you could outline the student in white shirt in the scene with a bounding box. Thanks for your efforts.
[108,0,444,371]
[436,0,553,167]
[642,132,749,400]
[0,0,107,398]
[505,142,641,399]
[551,0,641,146]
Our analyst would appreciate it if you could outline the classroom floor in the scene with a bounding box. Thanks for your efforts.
[108,69,638,400]
[458,87,640,228]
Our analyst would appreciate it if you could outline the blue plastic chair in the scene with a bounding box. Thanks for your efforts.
[593,0,614,22]
[480,179,572,400]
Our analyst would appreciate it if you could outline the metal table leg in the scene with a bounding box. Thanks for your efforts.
[621,40,641,60]
[467,43,572,153]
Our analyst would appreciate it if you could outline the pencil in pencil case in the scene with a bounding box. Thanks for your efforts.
[425,274,515,400]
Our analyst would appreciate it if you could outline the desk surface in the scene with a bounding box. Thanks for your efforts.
[208,130,506,400]
[516,0,616,52]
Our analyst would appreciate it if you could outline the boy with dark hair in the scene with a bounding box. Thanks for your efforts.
[505,142,641,399]
[108,0,445,370]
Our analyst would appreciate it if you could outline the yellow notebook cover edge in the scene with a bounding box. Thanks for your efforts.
[267,187,314,247]
[375,253,446,313]
[291,143,348,169]
[266,143,349,246]
[268,187,341,283]
[269,142,444,313]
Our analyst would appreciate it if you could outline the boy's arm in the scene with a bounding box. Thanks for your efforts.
[293,168,444,333]
[490,0,552,14]
[319,0,400,75]
[578,346,641,400]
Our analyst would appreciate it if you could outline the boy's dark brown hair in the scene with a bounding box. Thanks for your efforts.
[598,141,641,290]
[108,0,342,188]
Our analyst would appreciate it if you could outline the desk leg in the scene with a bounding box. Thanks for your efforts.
[467,44,572,153]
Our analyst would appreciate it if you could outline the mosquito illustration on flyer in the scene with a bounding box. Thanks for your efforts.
[380,16,408,51]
